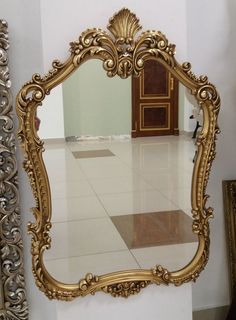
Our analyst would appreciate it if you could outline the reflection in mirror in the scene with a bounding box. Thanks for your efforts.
[38,59,199,284]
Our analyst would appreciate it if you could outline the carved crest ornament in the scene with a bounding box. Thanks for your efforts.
[16,9,220,300]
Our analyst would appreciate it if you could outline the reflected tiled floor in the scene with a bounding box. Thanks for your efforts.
[45,250,139,283]
[43,135,198,281]
[99,190,178,216]
[72,149,115,159]
[44,217,128,260]
[111,210,197,249]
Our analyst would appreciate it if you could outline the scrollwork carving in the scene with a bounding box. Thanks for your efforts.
[103,280,150,298]
[16,8,220,301]
[0,20,28,319]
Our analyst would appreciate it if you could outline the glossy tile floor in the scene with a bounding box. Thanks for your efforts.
[43,135,198,283]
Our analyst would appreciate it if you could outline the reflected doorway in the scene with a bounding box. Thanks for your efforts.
[132,60,179,137]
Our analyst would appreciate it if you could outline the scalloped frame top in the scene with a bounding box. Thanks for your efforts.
[16,8,220,301]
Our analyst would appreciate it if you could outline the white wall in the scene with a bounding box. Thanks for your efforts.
[55,285,192,320]
[0,1,57,319]
[40,0,188,70]
[186,0,234,310]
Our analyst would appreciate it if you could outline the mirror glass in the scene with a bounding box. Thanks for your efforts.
[38,59,199,283]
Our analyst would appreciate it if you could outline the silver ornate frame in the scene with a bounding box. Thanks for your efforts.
[0,20,28,319]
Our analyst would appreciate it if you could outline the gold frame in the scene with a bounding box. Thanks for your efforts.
[16,8,220,301]
[223,180,236,300]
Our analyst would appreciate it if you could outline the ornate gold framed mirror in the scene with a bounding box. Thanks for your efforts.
[16,8,220,301]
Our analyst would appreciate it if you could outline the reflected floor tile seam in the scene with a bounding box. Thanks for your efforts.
[97,190,179,217]
[73,151,142,180]
[86,177,156,196]
[129,171,186,211]
[51,215,107,224]
[66,139,194,177]
[64,159,160,218]
[45,250,141,283]
[44,240,197,263]
[51,193,101,201]
[44,248,133,262]
[68,139,165,172]
[60,164,115,221]
[49,179,98,199]
[157,187,192,212]
[51,195,108,223]
[127,249,142,269]
[130,242,198,270]
[137,174,191,199]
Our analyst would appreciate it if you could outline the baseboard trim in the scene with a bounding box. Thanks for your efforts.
[65,135,131,142]
[179,130,194,138]
[193,305,229,320]
[43,138,65,144]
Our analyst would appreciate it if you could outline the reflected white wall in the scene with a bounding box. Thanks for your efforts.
[39,0,191,139]
[38,84,65,139]
[62,60,131,138]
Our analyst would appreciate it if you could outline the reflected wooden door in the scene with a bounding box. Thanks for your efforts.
[132,60,179,137]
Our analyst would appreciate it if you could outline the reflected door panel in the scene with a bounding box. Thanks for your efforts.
[132,60,179,137]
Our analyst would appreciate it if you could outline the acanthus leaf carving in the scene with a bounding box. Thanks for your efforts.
[0,19,28,319]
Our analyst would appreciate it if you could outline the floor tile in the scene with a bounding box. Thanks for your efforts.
[45,250,139,283]
[78,160,134,179]
[46,165,86,183]
[44,218,128,260]
[141,171,192,190]
[43,148,86,182]
[89,175,154,195]
[51,180,95,199]
[131,242,198,271]
[111,210,197,249]
[98,190,178,216]
[72,149,115,159]
[51,196,108,222]
[41,135,199,278]
[159,187,192,211]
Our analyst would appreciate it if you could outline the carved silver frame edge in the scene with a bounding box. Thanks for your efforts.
[0,20,29,320]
